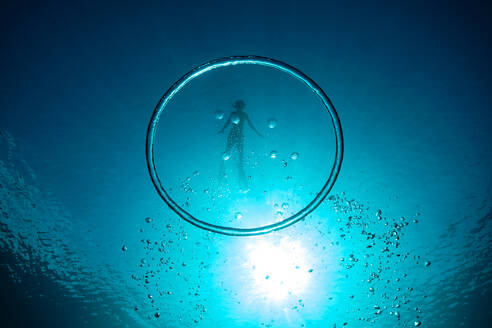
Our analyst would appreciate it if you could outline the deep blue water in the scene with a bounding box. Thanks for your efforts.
[1,1,491,327]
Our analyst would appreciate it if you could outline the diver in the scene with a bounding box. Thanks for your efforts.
[218,99,263,191]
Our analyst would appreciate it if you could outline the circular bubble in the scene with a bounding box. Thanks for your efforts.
[214,110,224,120]
[146,56,343,236]
[267,118,277,129]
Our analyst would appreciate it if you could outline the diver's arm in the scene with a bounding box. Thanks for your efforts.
[218,113,232,134]
[246,115,263,137]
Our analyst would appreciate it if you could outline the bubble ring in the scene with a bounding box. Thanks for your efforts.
[146,56,343,236]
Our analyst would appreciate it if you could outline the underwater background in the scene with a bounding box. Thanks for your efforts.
[1,1,491,327]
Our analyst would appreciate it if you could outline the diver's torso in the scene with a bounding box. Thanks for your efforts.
[230,111,246,130]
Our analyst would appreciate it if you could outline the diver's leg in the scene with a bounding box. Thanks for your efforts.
[237,136,248,191]
[219,133,235,182]
[219,159,225,182]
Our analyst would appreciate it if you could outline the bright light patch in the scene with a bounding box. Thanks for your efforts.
[245,237,311,301]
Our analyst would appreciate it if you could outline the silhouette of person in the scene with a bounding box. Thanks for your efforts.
[218,99,263,191]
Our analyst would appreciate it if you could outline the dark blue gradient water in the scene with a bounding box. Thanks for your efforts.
[1,1,491,327]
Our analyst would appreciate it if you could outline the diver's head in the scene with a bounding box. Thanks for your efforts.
[233,99,245,111]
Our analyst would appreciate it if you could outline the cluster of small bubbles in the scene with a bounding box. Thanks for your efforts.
[323,194,427,326]
[234,212,243,220]
[128,215,209,325]
[290,152,299,160]
[222,153,230,161]
[267,118,277,129]
[129,186,427,326]
[270,151,278,159]
[180,178,193,193]
[214,110,224,120]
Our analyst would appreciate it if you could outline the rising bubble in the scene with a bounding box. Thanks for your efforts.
[267,118,277,129]
[214,110,224,120]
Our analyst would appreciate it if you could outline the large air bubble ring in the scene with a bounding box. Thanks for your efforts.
[146,56,343,236]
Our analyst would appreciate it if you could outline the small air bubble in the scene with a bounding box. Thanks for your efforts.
[267,118,277,129]
[215,110,224,120]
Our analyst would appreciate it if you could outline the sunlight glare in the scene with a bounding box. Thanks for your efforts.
[245,237,310,301]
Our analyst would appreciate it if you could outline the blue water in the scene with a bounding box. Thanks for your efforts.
[1,1,491,327]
